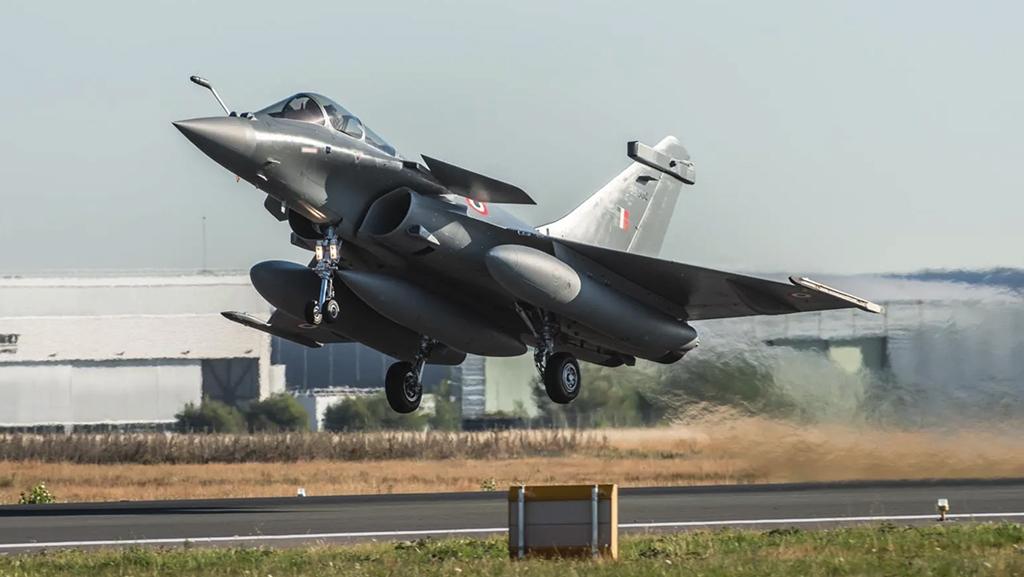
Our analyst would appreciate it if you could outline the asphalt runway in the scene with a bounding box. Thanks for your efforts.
[1,479,1023,552]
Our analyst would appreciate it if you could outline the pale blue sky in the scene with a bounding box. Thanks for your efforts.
[1,0,1020,274]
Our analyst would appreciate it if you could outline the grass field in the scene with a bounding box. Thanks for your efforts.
[1,524,1022,576]
[3,417,1024,503]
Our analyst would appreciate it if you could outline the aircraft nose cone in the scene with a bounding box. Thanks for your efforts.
[173,116,256,169]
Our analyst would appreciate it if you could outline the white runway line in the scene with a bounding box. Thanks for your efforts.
[620,511,1024,529]
[1,511,1023,550]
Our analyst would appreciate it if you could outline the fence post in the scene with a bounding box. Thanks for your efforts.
[517,484,526,560]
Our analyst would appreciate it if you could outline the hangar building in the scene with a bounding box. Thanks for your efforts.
[0,274,280,429]
[0,272,453,430]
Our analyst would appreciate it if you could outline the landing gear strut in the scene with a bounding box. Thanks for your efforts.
[514,304,581,405]
[385,335,435,413]
[305,228,341,326]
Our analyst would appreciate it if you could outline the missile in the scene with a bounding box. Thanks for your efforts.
[249,261,465,364]
[485,244,698,360]
[337,270,527,357]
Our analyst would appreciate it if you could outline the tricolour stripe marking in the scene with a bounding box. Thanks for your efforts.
[1,512,1022,550]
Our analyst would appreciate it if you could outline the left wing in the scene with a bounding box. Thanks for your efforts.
[556,239,884,321]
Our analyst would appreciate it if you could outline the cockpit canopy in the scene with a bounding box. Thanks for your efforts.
[258,93,397,157]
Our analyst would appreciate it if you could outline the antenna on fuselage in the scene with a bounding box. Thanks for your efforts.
[189,75,232,115]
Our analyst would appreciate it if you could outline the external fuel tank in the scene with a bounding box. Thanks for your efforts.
[485,244,698,361]
[249,260,465,364]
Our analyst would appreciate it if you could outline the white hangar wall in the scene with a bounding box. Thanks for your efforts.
[0,274,277,428]
[0,361,199,426]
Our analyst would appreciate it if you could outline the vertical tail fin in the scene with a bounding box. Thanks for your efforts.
[541,136,693,257]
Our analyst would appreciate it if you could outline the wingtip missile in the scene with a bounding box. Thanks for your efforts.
[789,276,886,314]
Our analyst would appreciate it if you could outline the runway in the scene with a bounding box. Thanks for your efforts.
[1,478,1022,552]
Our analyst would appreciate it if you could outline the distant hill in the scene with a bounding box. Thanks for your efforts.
[888,268,1024,292]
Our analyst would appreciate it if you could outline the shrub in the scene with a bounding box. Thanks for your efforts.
[246,394,308,432]
[322,394,428,432]
[174,400,246,434]
[429,379,462,431]
[19,482,55,504]
[322,397,376,432]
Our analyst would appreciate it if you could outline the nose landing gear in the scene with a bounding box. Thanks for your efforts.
[305,229,341,326]
[385,336,435,413]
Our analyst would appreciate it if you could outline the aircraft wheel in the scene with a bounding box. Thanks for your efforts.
[304,301,322,326]
[544,353,581,404]
[323,299,341,324]
[385,361,421,414]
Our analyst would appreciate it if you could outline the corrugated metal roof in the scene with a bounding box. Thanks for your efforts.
[0,274,250,288]
[0,315,267,362]
[0,274,269,318]
[0,273,272,363]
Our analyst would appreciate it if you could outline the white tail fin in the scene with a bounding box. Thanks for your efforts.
[541,136,692,257]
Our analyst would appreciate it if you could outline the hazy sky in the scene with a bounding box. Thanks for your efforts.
[1,0,1020,275]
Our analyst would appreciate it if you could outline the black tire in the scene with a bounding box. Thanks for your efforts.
[544,353,581,404]
[323,299,341,324]
[288,210,325,240]
[385,361,421,414]
[304,301,322,326]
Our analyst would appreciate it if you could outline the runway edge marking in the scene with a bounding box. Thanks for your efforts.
[2,512,1024,550]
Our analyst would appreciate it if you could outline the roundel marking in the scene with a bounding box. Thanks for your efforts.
[466,198,489,215]
[790,291,813,299]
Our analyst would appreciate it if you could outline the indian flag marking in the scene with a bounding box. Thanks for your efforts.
[618,207,630,230]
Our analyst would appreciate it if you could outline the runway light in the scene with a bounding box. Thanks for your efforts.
[937,498,950,521]
[297,487,306,497]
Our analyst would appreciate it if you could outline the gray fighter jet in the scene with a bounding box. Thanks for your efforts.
[175,76,883,414]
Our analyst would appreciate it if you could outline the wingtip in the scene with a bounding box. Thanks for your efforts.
[789,276,885,314]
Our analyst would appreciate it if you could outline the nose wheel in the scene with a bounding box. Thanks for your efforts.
[305,229,341,326]
[385,336,435,414]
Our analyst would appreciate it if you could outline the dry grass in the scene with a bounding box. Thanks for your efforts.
[0,457,735,503]
[0,429,600,464]
[3,413,1024,503]
[606,414,1024,482]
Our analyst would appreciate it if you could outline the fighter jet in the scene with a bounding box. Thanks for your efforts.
[175,76,883,414]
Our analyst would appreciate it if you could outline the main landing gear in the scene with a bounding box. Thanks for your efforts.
[515,304,581,404]
[543,352,581,404]
[305,228,341,326]
[385,336,435,414]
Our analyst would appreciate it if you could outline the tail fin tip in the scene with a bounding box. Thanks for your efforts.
[543,136,692,257]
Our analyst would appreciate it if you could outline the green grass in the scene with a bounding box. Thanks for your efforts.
[1,524,1022,576]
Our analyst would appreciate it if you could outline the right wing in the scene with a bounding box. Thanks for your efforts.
[421,155,536,205]
[222,310,352,348]
[556,239,883,321]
